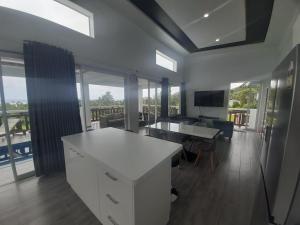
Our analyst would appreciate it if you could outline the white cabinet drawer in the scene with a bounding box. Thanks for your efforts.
[102,212,122,225]
[101,169,132,202]
[101,191,131,225]
[99,169,133,225]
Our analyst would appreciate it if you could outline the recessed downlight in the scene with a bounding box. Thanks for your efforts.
[216,38,220,42]
[203,13,209,18]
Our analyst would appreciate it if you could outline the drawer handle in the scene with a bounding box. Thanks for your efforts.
[76,152,84,158]
[107,215,119,225]
[106,193,119,205]
[105,172,118,181]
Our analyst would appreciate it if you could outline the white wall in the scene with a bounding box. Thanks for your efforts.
[0,0,184,83]
[184,44,278,119]
[276,4,300,61]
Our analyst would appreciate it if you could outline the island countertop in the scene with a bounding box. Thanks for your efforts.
[62,127,182,183]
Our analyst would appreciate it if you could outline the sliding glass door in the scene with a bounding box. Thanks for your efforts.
[0,57,35,186]
[138,78,161,127]
[81,71,125,130]
[228,81,262,131]
[0,79,16,186]
[169,85,181,117]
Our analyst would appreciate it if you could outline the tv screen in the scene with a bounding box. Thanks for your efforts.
[194,91,224,107]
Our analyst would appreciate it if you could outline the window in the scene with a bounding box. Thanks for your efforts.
[169,86,180,116]
[83,72,125,130]
[0,0,94,37]
[138,79,161,126]
[156,50,177,72]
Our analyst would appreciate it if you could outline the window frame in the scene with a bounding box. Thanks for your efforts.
[0,0,95,37]
[155,50,177,72]
[56,0,94,38]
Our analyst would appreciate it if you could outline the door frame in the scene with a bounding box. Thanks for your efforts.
[0,56,35,183]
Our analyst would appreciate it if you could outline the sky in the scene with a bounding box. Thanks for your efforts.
[2,76,178,103]
[230,82,244,90]
[88,84,124,100]
[3,77,126,103]
[2,76,28,102]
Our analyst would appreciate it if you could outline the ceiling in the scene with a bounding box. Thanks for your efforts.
[82,71,124,87]
[155,0,246,49]
[129,0,274,53]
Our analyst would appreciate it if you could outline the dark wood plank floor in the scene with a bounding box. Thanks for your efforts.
[0,131,261,225]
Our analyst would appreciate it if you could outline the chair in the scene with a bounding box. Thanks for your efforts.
[193,139,218,172]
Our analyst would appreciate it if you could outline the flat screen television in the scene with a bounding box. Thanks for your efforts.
[194,90,225,107]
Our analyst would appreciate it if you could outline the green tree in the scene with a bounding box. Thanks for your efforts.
[98,91,114,106]
[232,101,241,108]
[230,84,259,109]
[170,92,180,106]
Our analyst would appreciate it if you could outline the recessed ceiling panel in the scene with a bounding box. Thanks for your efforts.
[155,0,246,48]
[129,0,274,52]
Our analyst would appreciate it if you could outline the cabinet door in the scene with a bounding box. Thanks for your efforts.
[79,156,99,219]
[63,143,100,219]
[64,143,79,190]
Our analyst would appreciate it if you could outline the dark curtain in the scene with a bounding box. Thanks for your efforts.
[23,41,82,176]
[161,78,169,119]
[180,82,187,117]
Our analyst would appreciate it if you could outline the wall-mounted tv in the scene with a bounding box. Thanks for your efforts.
[194,90,225,107]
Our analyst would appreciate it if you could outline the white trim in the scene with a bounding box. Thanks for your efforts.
[55,0,95,38]
[0,0,94,37]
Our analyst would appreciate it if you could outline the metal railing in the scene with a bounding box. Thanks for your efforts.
[90,106,125,122]
[228,109,249,127]
[0,110,30,136]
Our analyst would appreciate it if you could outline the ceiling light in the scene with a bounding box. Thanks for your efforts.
[203,13,209,18]
[216,38,220,42]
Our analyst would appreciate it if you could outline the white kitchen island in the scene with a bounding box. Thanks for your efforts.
[62,127,182,225]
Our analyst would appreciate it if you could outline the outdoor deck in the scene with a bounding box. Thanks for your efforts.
[0,158,34,187]
[0,135,34,186]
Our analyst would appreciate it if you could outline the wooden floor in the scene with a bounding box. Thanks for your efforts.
[0,131,261,225]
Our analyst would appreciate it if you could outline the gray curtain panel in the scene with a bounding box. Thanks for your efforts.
[24,41,82,176]
[161,77,169,119]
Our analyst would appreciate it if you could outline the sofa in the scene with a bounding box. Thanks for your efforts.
[197,116,234,141]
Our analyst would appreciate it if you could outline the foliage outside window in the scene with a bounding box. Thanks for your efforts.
[169,86,180,116]
[89,90,124,108]
[229,83,260,109]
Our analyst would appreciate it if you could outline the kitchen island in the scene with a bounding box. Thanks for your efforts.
[62,127,182,225]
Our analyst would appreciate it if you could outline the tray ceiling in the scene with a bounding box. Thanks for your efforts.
[129,0,274,53]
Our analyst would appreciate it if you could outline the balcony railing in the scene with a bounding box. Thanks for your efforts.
[0,106,180,135]
[90,106,125,122]
[0,110,32,166]
[0,110,30,136]
[228,108,258,130]
[228,109,249,127]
